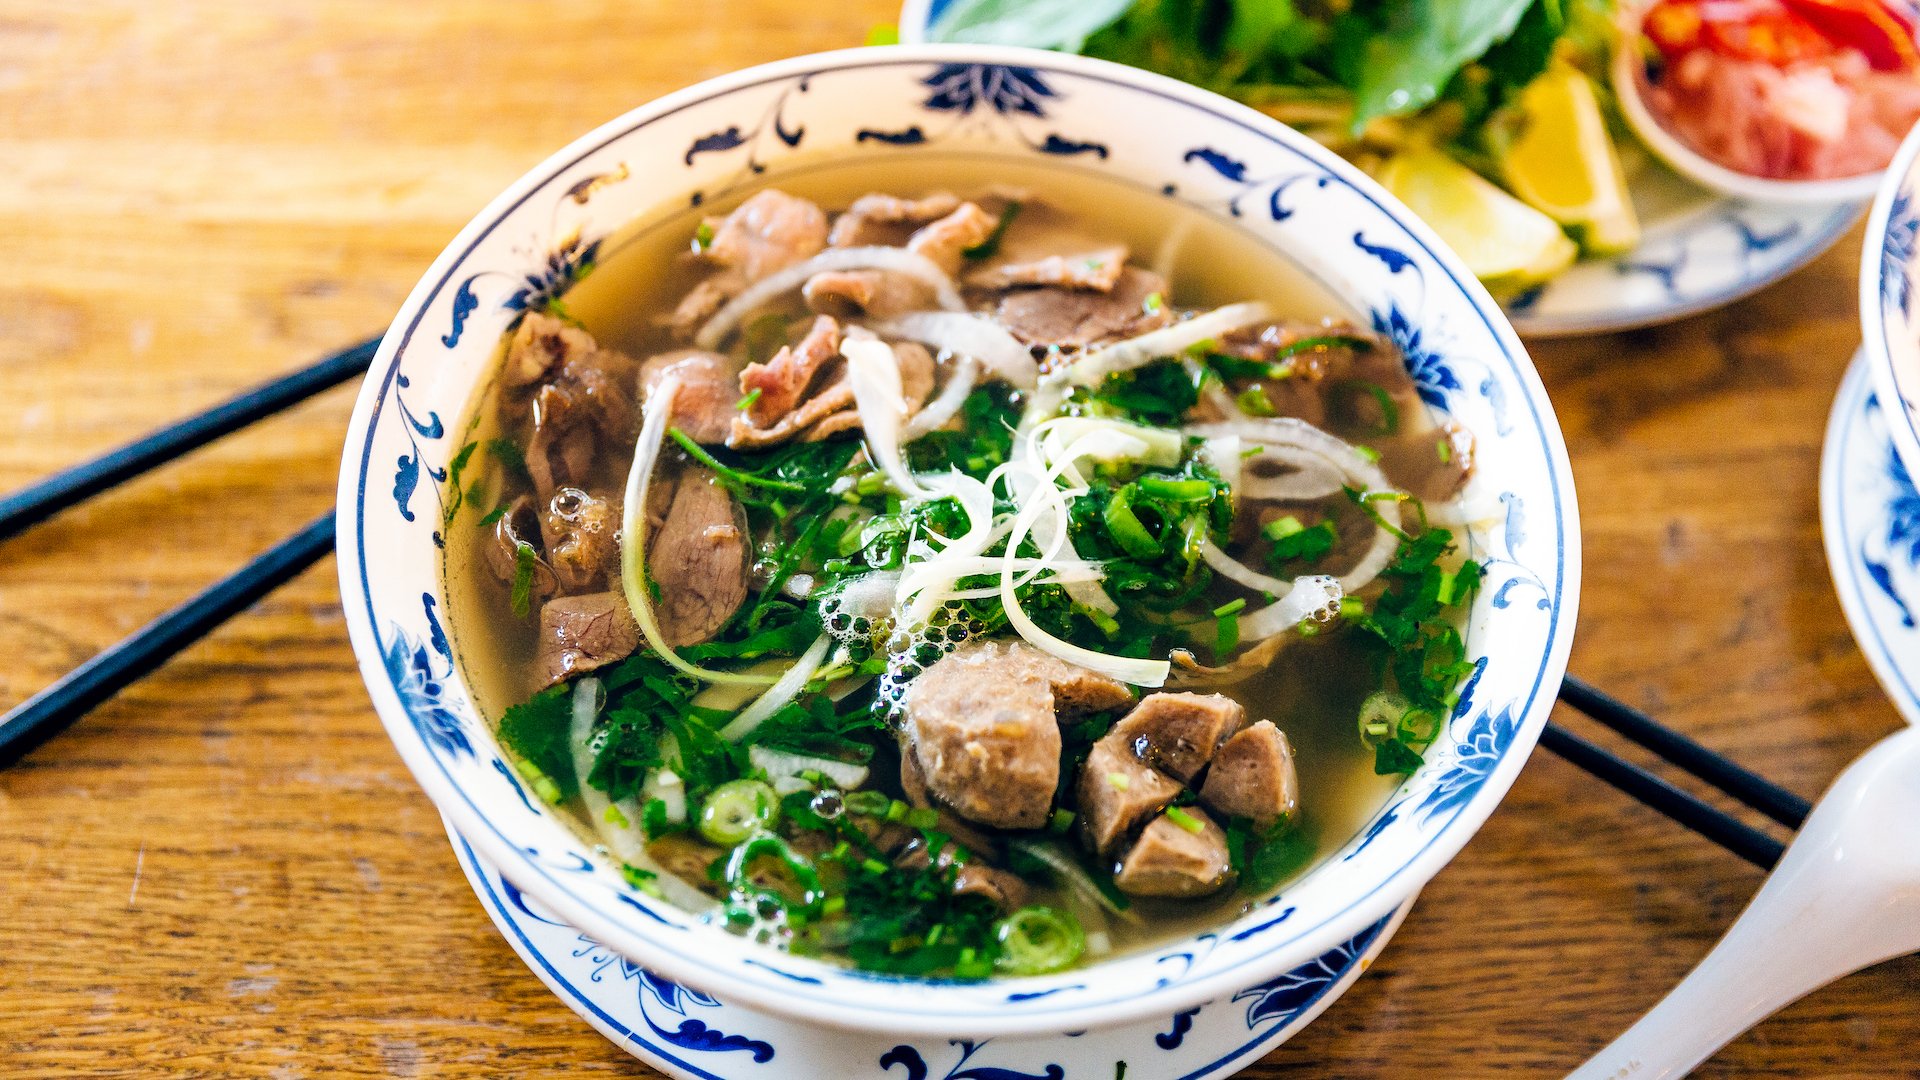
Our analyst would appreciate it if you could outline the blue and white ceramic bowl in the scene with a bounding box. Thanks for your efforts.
[336,45,1581,1039]
[1863,122,1920,479]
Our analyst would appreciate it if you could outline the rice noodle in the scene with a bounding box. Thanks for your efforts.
[842,327,926,500]
[719,633,833,742]
[1238,573,1342,641]
[1058,301,1273,387]
[620,376,778,686]
[694,247,965,350]
[901,352,978,441]
[873,311,1038,389]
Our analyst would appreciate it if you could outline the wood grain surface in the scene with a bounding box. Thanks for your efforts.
[1,2,1915,1076]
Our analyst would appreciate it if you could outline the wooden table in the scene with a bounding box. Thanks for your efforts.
[1,3,1915,1076]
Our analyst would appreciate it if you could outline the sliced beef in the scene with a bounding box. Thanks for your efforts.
[648,466,749,647]
[639,348,738,445]
[965,245,1128,292]
[729,326,935,450]
[705,188,829,280]
[537,592,640,686]
[996,266,1171,350]
[486,494,559,607]
[504,309,597,388]
[803,268,935,319]
[828,191,962,247]
[1108,692,1246,783]
[901,640,1131,831]
[801,202,996,318]
[908,202,997,274]
[737,315,840,429]
[1076,737,1183,857]
[540,487,620,594]
[896,834,1031,914]
[502,312,637,499]
[1215,322,1473,502]
[666,189,828,336]
[1113,810,1233,898]
[1199,720,1299,830]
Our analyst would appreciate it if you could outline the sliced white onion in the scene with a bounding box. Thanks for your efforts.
[748,745,870,793]
[719,633,833,742]
[902,352,978,441]
[619,375,778,686]
[843,327,926,500]
[1237,447,1347,502]
[641,768,687,825]
[1151,218,1192,282]
[1199,435,1243,498]
[694,246,965,350]
[873,311,1038,389]
[1200,536,1294,596]
[1239,573,1343,640]
[1058,301,1273,387]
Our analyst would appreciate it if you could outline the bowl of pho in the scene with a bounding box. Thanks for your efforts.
[337,44,1581,1039]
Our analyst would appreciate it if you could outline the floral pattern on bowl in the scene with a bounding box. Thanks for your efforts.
[335,45,1580,1039]
[1866,123,1920,480]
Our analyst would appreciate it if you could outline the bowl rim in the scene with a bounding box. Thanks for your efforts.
[1861,120,1920,478]
[335,42,1582,1037]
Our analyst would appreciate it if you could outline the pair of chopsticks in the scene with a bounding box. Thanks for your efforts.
[0,335,1814,872]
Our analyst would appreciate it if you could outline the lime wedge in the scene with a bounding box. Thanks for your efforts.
[1377,147,1577,296]
[1494,63,1641,257]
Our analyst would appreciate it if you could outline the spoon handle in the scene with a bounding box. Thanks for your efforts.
[1570,728,1920,1079]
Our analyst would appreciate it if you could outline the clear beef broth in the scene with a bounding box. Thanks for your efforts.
[445,157,1470,976]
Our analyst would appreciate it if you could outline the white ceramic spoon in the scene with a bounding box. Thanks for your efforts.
[1568,725,1920,1080]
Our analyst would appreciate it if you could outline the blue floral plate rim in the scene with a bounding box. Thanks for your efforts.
[1821,350,1920,727]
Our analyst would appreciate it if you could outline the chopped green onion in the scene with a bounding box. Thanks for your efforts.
[1214,597,1246,654]
[509,540,538,618]
[1271,333,1374,361]
[477,503,509,528]
[668,429,808,492]
[861,857,889,876]
[1235,386,1277,417]
[1142,291,1165,314]
[693,221,715,251]
[725,834,825,918]
[1262,516,1305,541]
[1211,598,1248,617]
[1354,444,1381,463]
[1338,596,1365,619]
[1106,772,1131,791]
[1435,569,1460,606]
[736,387,762,411]
[1164,806,1206,834]
[1329,379,1400,437]
[884,799,908,823]
[698,779,779,846]
[962,200,1021,259]
[603,803,631,829]
[1103,485,1162,560]
[906,807,941,830]
[1436,438,1453,464]
[1357,690,1412,748]
[1049,808,1076,834]
[1137,476,1214,502]
[993,906,1085,975]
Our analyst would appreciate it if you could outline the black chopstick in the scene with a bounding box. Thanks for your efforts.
[0,511,335,768]
[1558,675,1812,829]
[1540,722,1786,869]
[0,337,377,544]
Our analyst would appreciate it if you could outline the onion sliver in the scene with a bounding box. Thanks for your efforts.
[844,327,926,501]
[620,375,778,686]
[902,352,978,441]
[719,633,833,742]
[695,247,964,350]
[748,745,870,794]
[1200,537,1293,596]
[1058,301,1272,387]
[873,311,1038,389]
[1238,573,1343,640]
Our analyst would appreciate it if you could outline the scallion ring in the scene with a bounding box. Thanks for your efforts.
[724,834,825,919]
[993,906,1086,975]
[698,779,779,846]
